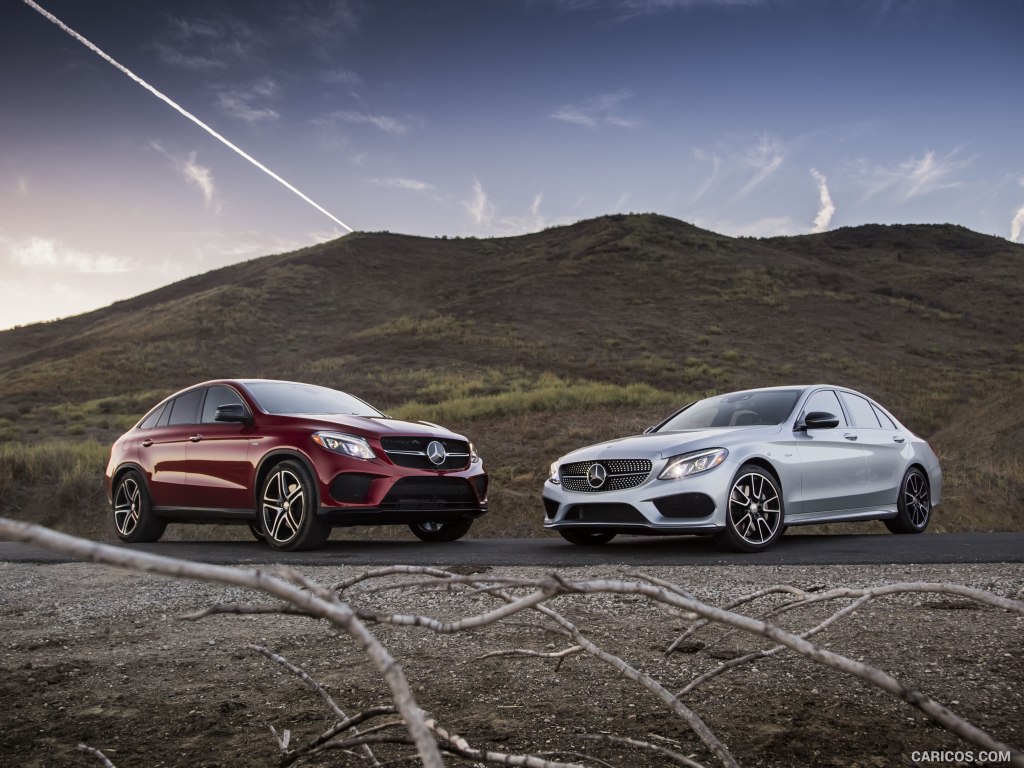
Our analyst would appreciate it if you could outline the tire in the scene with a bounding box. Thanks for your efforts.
[247,522,266,542]
[884,467,931,534]
[558,529,616,545]
[259,460,330,551]
[111,470,166,543]
[408,519,473,542]
[715,464,784,552]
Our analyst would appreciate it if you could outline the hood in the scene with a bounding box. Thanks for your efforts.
[557,425,782,463]
[285,414,466,441]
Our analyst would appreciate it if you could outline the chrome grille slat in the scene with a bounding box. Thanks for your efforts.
[559,459,652,493]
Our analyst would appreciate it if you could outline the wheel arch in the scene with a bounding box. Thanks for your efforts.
[735,456,783,487]
[253,449,321,510]
[110,462,149,494]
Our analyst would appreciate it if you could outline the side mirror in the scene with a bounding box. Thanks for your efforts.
[215,403,251,424]
[802,411,839,430]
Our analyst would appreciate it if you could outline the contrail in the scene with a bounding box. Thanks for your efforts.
[23,0,354,233]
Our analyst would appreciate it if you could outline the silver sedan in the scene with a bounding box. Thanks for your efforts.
[542,385,942,551]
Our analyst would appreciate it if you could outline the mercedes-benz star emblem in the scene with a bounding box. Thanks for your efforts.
[587,462,607,489]
[426,440,447,466]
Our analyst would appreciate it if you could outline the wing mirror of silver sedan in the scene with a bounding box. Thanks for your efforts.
[800,411,840,431]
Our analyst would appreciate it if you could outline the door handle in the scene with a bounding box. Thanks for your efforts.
[189,434,204,442]
[141,439,153,447]
[843,433,858,441]
[893,436,906,444]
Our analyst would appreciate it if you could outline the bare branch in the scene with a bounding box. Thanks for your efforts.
[0,517,445,768]
[550,578,1024,762]
[579,734,707,768]
[77,744,116,768]
[428,720,589,768]
[676,595,872,696]
[249,644,346,719]
[179,602,314,621]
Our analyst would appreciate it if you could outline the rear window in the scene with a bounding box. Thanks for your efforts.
[167,389,204,426]
[137,403,165,429]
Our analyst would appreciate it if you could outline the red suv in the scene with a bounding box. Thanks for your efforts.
[104,379,488,550]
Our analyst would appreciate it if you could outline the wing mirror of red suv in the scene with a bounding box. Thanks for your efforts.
[215,403,251,424]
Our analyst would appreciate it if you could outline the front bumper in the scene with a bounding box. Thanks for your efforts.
[542,459,734,534]
[315,464,488,527]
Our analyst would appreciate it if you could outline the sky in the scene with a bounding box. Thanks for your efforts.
[1,0,1022,330]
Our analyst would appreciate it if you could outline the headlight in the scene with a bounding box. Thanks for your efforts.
[549,461,560,484]
[658,448,728,480]
[470,442,480,464]
[311,432,376,460]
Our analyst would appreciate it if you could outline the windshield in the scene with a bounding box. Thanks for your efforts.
[245,381,383,417]
[655,389,802,431]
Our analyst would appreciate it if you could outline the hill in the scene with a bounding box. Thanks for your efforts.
[1,213,1021,537]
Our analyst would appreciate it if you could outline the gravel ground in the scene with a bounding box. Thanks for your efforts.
[0,561,1021,768]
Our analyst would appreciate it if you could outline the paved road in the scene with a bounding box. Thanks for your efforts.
[1,532,1022,567]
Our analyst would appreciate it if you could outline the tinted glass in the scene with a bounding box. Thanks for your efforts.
[202,385,246,424]
[803,390,847,427]
[167,389,204,425]
[138,403,165,430]
[245,381,382,417]
[873,404,897,430]
[841,392,881,428]
[657,389,801,431]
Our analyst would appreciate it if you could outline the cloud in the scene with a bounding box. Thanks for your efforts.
[183,152,216,207]
[736,134,785,199]
[463,177,495,227]
[323,68,362,86]
[552,0,761,17]
[7,236,131,273]
[369,177,436,193]
[1012,205,1024,243]
[551,89,640,131]
[283,1,362,59]
[859,148,972,202]
[154,14,264,70]
[332,110,411,135]
[690,148,720,204]
[216,79,280,124]
[17,176,29,198]
[151,142,218,209]
[810,168,836,233]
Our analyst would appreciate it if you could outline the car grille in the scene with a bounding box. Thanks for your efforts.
[330,473,377,504]
[559,459,652,492]
[380,477,480,510]
[380,437,471,471]
[561,503,646,523]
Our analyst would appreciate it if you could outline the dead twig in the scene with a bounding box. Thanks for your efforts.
[0,517,445,768]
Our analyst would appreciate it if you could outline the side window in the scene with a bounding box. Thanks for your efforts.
[167,389,204,426]
[840,392,882,428]
[872,405,897,430]
[202,385,246,424]
[803,390,847,427]
[138,403,166,430]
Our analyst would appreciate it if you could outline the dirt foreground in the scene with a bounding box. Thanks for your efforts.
[0,560,1021,768]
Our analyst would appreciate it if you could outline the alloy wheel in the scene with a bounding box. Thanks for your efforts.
[903,471,930,528]
[113,477,141,537]
[262,468,306,544]
[728,471,782,546]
